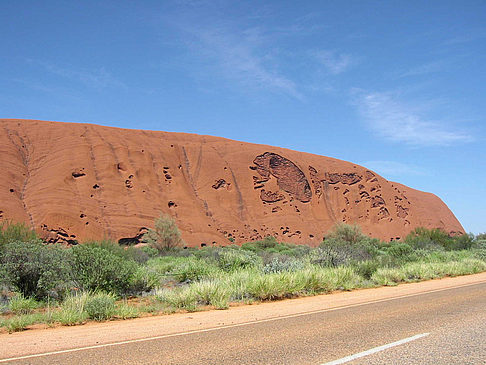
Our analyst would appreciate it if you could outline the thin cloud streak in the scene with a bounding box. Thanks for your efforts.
[314,50,355,74]
[28,60,127,90]
[203,28,300,98]
[398,60,449,78]
[355,91,472,146]
[182,24,303,99]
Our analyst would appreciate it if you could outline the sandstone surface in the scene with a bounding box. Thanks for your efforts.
[0,119,464,246]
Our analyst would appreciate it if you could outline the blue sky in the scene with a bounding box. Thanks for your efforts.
[1,1,485,233]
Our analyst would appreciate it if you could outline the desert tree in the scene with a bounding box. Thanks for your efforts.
[143,214,183,251]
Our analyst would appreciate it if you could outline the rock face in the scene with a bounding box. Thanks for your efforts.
[0,119,464,246]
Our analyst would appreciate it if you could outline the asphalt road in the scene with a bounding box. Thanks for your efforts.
[2,281,485,364]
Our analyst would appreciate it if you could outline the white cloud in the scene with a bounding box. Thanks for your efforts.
[314,50,355,74]
[354,91,472,146]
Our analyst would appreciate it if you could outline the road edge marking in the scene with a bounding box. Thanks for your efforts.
[0,280,484,363]
[321,333,430,365]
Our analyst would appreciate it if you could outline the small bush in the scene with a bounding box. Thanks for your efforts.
[0,240,72,299]
[473,241,486,261]
[143,214,183,251]
[242,236,279,252]
[312,239,372,267]
[71,245,138,294]
[146,256,192,275]
[353,260,381,280]
[263,257,305,274]
[387,243,414,258]
[325,223,370,245]
[404,227,473,251]
[128,266,161,294]
[0,221,38,247]
[84,293,116,321]
[217,250,262,272]
[140,245,159,259]
[172,258,219,282]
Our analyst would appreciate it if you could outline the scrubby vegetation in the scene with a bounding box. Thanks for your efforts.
[0,220,485,332]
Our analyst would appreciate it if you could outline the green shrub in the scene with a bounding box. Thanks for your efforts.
[0,240,72,299]
[8,293,39,314]
[148,256,219,283]
[312,239,372,267]
[84,293,116,321]
[171,258,219,282]
[263,257,305,274]
[314,224,377,267]
[242,236,280,252]
[83,240,154,264]
[353,260,381,280]
[217,250,262,272]
[387,242,414,258]
[140,245,159,259]
[143,214,183,251]
[146,256,190,275]
[192,246,223,261]
[0,221,39,247]
[404,227,473,251]
[451,233,475,251]
[70,245,138,294]
[325,223,371,245]
[476,233,486,241]
[128,265,161,294]
[473,241,486,261]
[257,236,279,249]
[241,242,259,252]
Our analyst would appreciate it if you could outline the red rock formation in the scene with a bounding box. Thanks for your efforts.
[0,119,464,246]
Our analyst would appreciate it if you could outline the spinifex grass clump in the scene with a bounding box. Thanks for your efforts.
[1,313,41,333]
[84,292,116,321]
[8,293,39,315]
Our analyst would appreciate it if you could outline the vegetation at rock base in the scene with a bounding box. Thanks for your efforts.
[142,214,184,251]
[0,219,485,332]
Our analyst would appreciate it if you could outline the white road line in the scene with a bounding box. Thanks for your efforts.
[0,280,482,363]
[321,333,430,365]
